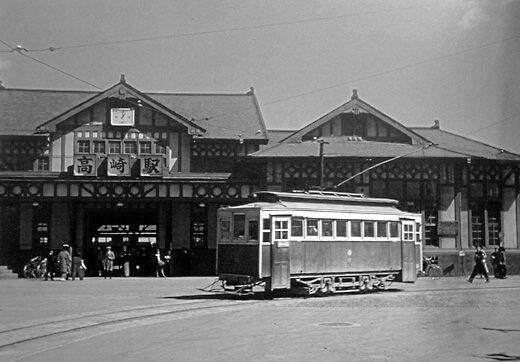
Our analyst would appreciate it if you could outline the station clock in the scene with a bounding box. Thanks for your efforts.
[110,108,135,126]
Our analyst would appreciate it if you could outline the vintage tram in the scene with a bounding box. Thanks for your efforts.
[215,190,422,295]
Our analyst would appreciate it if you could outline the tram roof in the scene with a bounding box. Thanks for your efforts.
[252,191,399,206]
[223,199,417,217]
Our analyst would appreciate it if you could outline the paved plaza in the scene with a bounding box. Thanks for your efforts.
[1,276,519,361]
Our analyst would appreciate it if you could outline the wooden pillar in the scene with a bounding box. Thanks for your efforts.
[19,203,33,250]
[50,202,70,249]
[207,203,218,249]
[171,202,190,249]
[158,203,166,249]
[75,203,85,254]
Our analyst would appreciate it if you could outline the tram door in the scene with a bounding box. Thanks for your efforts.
[271,217,291,289]
[401,220,417,282]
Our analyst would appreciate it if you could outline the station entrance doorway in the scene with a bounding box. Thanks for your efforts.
[85,207,159,277]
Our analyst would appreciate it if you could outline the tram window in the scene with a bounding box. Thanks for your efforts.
[291,218,304,237]
[389,222,399,238]
[364,221,375,238]
[274,220,289,240]
[220,219,230,241]
[307,219,319,237]
[377,222,388,238]
[351,221,362,237]
[233,214,246,240]
[248,220,259,241]
[321,220,333,237]
[262,218,271,243]
[403,223,414,241]
[336,220,347,237]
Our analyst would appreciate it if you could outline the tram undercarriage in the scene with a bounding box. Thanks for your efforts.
[202,273,396,296]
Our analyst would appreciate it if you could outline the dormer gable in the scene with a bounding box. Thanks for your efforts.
[36,75,206,136]
[282,90,430,145]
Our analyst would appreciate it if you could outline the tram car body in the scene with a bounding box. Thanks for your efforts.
[216,191,422,294]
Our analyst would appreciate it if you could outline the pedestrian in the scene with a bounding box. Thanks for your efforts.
[104,246,116,279]
[44,250,55,281]
[490,247,500,278]
[155,249,166,277]
[467,244,489,283]
[497,245,507,279]
[57,244,72,281]
[164,249,172,277]
[71,251,87,280]
[96,246,104,277]
[122,245,131,277]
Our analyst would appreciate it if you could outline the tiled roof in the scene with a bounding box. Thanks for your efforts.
[250,136,467,158]
[0,87,267,140]
[411,128,520,161]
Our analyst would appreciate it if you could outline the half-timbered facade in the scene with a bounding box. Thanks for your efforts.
[251,90,520,276]
[0,76,267,276]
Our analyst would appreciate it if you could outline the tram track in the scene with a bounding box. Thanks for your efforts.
[0,298,264,355]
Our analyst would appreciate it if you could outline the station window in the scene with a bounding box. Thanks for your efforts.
[124,141,137,154]
[220,219,230,241]
[274,219,289,240]
[233,214,245,241]
[248,219,259,241]
[364,221,375,238]
[415,222,421,243]
[140,141,152,154]
[306,219,319,237]
[351,220,362,237]
[377,222,388,238]
[389,221,399,238]
[262,218,271,243]
[291,218,303,237]
[321,219,333,237]
[93,141,105,154]
[35,157,49,171]
[108,141,121,154]
[403,223,414,241]
[336,220,347,237]
[78,140,90,153]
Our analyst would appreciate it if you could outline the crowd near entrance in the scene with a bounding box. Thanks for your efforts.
[85,207,167,277]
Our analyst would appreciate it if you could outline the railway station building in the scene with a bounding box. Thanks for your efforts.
[249,90,520,276]
[1,78,519,277]
[0,76,267,276]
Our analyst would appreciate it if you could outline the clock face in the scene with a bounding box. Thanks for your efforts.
[111,108,134,126]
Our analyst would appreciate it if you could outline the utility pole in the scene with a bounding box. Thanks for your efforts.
[318,139,329,190]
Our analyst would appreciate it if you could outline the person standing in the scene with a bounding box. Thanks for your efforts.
[497,245,507,279]
[122,245,131,277]
[155,249,166,278]
[57,244,72,281]
[44,250,55,281]
[71,251,87,280]
[467,245,489,283]
[104,246,116,279]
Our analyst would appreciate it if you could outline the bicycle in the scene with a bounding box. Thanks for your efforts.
[421,256,442,279]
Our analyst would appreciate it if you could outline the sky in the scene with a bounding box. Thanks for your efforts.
[0,0,519,153]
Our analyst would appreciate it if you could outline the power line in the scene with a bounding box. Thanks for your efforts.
[261,34,520,106]
[5,5,423,53]
[18,53,102,90]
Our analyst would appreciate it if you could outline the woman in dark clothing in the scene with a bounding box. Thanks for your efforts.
[44,250,55,281]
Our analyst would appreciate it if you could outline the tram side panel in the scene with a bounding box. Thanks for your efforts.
[290,240,401,276]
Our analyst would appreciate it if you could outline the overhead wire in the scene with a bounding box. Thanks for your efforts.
[3,4,425,53]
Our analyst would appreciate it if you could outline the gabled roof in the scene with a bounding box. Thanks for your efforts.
[0,81,267,140]
[281,91,431,145]
[37,79,204,134]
